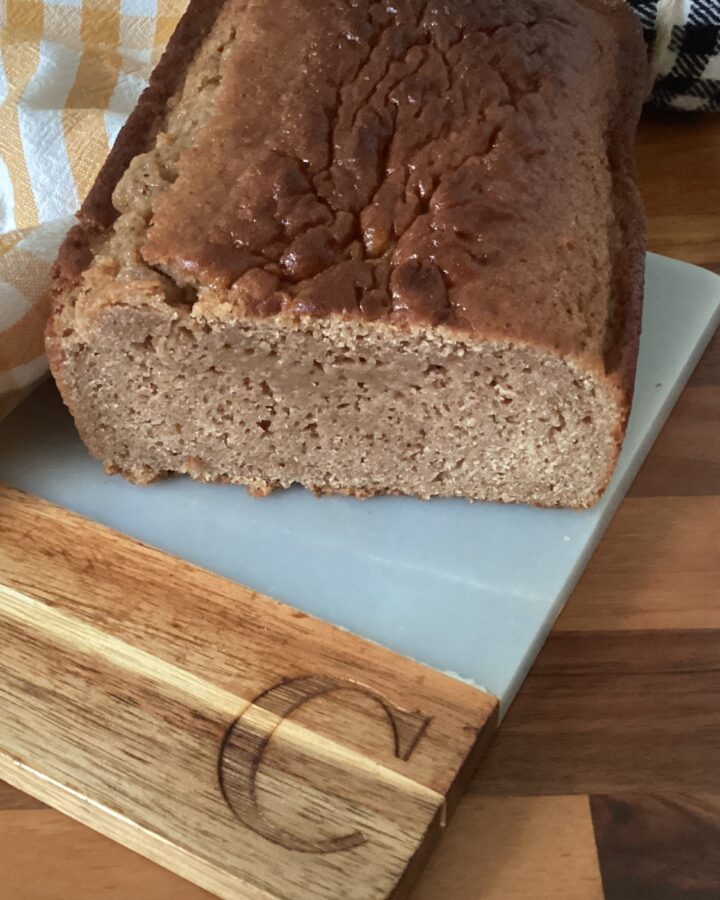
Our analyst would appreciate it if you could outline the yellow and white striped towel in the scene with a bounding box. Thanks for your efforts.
[0,0,185,422]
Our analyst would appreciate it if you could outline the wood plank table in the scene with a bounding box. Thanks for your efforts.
[1,108,718,900]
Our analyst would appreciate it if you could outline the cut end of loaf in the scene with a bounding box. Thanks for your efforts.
[48,305,625,508]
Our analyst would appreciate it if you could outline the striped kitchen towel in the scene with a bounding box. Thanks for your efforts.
[0,0,185,422]
[0,0,718,423]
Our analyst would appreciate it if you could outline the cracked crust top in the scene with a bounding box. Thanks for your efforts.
[51,0,647,400]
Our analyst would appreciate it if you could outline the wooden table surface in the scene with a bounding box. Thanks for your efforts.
[1,108,719,900]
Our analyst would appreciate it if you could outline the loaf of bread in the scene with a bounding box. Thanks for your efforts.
[46,0,647,507]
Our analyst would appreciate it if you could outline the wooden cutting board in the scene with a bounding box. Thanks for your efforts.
[0,484,497,900]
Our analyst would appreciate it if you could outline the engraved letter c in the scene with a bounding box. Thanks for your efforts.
[218,675,430,853]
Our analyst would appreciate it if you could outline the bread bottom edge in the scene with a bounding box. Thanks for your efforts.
[48,309,628,510]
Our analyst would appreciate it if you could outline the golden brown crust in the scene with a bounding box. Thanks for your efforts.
[598,0,648,445]
[137,0,647,380]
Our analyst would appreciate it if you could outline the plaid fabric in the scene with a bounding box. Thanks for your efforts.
[631,0,665,44]
[628,0,720,110]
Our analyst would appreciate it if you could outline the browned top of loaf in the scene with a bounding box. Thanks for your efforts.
[55,0,647,383]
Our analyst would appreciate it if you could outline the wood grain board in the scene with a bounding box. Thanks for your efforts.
[1,110,719,899]
[0,485,497,899]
